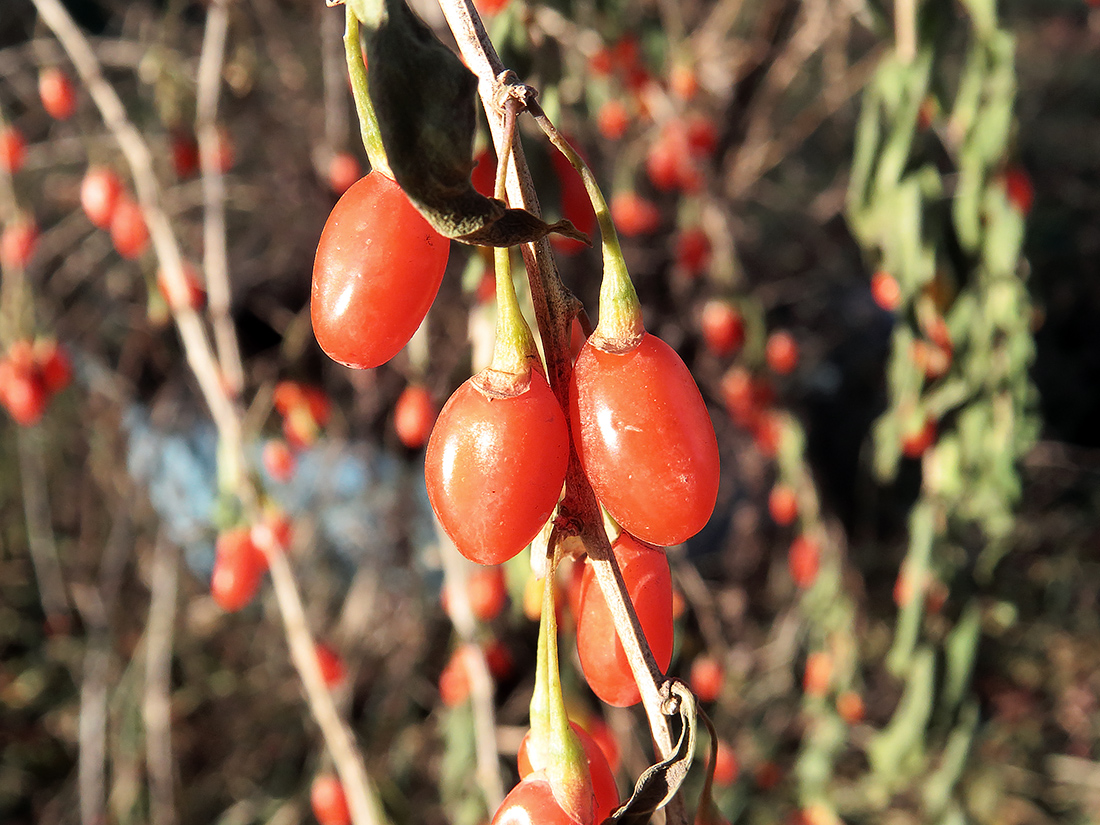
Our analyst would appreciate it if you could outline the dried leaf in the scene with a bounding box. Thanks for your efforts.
[355,0,586,247]
[602,681,697,825]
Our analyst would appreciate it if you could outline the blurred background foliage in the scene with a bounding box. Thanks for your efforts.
[1,0,1100,824]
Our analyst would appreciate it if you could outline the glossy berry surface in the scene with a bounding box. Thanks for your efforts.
[491,773,592,825]
[425,370,569,565]
[80,167,123,229]
[312,170,449,369]
[576,533,674,707]
[39,68,77,120]
[570,333,719,546]
[310,774,351,825]
[517,722,620,824]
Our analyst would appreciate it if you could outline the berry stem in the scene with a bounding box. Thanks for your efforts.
[531,104,644,349]
[344,8,391,178]
[530,540,593,825]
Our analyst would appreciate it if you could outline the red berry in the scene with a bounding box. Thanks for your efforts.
[394,384,437,449]
[470,146,497,198]
[262,438,296,482]
[765,331,799,375]
[170,129,199,178]
[901,417,937,458]
[110,197,149,259]
[803,651,832,696]
[1004,167,1034,215]
[0,127,26,174]
[597,100,631,141]
[517,722,620,823]
[570,333,720,546]
[689,654,725,703]
[439,645,475,707]
[466,565,508,622]
[611,192,661,237]
[425,369,569,566]
[711,740,739,786]
[35,339,72,395]
[788,535,819,589]
[210,526,266,612]
[685,115,719,159]
[315,642,347,688]
[870,270,901,312]
[669,63,699,101]
[80,167,123,229]
[483,638,514,680]
[576,533,674,707]
[473,0,511,16]
[701,300,744,357]
[768,484,798,526]
[39,67,77,120]
[1,218,38,270]
[312,170,450,368]
[674,227,711,276]
[0,355,48,426]
[327,152,362,196]
[836,690,865,724]
[156,260,207,311]
[310,774,351,825]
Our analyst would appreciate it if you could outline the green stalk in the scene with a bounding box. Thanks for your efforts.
[530,544,593,825]
[344,8,391,178]
[488,246,537,377]
[531,107,643,349]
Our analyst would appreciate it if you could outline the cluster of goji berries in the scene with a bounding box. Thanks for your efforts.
[0,339,71,426]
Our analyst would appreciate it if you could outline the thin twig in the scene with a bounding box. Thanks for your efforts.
[435,4,685,822]
[320,0,350,154]
[196,0,246,398]
[266,548,388,825]
[437,527,507,809]
[16,430,71,626]
[144,534,179,825]
[29,0,245,487]
[31,5,385,823]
